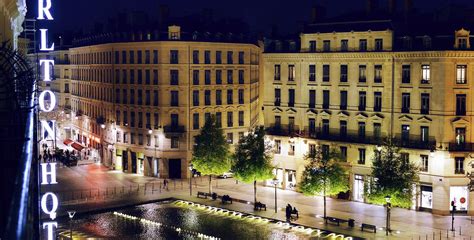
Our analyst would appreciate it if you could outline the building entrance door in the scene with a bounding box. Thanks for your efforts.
[168,159,181,179]
[131,152,137,173]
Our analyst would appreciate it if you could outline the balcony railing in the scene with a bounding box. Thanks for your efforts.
[265,126,436,150]
[448,142,474,152]
[265,124,300,137]
[163,125,185,133]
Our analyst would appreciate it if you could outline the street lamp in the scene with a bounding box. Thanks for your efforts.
[272,176,280,213]
[385,195,391,236]
[189,163,194,196]
[67,210,76,240]
[100,124,105,129]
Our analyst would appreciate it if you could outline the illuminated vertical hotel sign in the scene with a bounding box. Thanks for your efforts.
[37,0,59,240]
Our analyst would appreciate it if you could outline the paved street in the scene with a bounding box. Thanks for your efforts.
[47,164,474,239]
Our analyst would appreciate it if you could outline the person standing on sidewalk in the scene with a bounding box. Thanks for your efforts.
[163,179,169,191]
[285,204,292,222]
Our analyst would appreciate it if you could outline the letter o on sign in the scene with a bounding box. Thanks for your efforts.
[39,90,57,112]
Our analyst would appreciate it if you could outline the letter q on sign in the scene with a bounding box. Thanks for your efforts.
[41,192,58,220]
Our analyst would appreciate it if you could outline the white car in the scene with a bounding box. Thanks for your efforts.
[219,172,233,179]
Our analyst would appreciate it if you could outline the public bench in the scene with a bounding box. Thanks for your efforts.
[326,217,347,226]
[361,223,377,233]
[197,191,211,199]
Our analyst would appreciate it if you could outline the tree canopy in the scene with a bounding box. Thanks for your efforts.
[366,141,419,208]
[192,116,231,176]
[232,126,274,183]
[299,146,349,197]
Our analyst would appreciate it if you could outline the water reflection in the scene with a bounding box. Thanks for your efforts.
[61,202,336,240]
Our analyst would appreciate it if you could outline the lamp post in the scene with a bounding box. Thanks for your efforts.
[272,176,279,213]
[451,200,456,231]
[67,210,76,240]
[385,195,391,236]
[189,163,194,196]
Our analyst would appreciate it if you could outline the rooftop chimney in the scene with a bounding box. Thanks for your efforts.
[311,5,326,23]
[404,0,413,13]
[367,0,375,15]
[388,0,396,14]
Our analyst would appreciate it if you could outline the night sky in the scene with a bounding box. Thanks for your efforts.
[25,0,474,36]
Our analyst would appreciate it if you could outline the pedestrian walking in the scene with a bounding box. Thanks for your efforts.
[285,204,292,222]
[163,179,169,191]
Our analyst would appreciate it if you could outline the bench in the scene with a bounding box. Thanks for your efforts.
[326,217,347,226]
[361,223,376,233]
[254,202,267,211]
[197,191,211,199]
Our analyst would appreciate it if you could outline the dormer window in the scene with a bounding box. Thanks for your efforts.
[422,36,432,49]
[455,28,470,50]
[458,38,468,49]
[168,25,181,40]
[402,36,412,50]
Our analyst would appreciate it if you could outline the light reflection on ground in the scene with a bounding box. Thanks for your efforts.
[61,202,319,239]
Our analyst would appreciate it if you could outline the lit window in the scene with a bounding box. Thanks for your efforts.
[456,65,467,84]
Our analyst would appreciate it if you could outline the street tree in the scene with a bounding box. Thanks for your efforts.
[192,115,231,194]
[232,126,274,205]
[299,145,349,221]
[366,141,419,208]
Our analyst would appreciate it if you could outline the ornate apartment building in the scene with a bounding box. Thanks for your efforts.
[47,19,474,215]
[262,20,474,215]
[62,26,260,179]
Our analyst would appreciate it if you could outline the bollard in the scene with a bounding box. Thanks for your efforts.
[459,226,461,235]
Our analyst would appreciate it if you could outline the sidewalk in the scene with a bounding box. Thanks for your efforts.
[48,165,474,239]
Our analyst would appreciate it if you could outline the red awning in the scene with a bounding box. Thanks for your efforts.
[71,142,85,151]
[63,139,74,145]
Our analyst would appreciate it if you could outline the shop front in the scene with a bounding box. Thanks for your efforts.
[136,152,145,175]
[285,169,297,190]
[146,156,160,177]
[420,185,433,211]
[353,174,364,202]
[450,186,469,212]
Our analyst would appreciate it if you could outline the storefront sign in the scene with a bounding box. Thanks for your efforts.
[37,0,59,239]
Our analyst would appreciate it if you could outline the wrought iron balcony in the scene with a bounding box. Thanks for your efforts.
[392,134,436,150]
[448,142,474,152]
[163,125,185,134]
[265,126,436,150]
[265,124,301,137]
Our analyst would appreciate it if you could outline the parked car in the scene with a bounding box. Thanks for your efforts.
[218,172,233,179]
